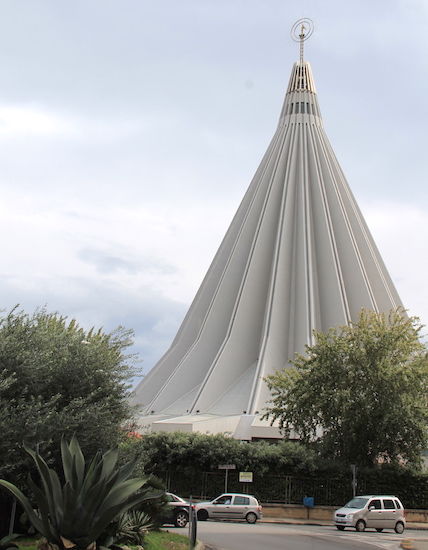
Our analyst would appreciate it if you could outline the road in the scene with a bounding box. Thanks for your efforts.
[166,521,428,550]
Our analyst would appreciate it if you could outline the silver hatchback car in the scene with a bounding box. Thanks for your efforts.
[334,495,406,533]
[194,493,262,524]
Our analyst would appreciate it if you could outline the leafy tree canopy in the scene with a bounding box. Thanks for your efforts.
[0,306,137,487]
[263,309,428,468]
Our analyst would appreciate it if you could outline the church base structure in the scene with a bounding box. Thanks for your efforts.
[135,413,283,440]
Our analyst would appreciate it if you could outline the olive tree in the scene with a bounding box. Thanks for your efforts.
[263,309,428,467]
[0,307,138,488]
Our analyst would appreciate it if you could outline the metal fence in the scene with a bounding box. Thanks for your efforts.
[155,469,428,509]
[156,470,353,506]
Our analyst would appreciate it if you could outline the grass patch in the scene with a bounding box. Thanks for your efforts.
[16,532,190,550]
[16,538,39,550]
[145,530,189,550]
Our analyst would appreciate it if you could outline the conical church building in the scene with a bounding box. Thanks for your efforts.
[134,26,403,440]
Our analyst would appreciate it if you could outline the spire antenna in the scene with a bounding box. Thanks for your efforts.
[291,18,314,63]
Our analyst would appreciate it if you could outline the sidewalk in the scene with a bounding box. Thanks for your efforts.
[261,515,428,531]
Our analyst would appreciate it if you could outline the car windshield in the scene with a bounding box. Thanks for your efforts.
[344,497,369,509]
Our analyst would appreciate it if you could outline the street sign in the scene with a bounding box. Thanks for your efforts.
[218,464,236,492]
[239,472,253,482]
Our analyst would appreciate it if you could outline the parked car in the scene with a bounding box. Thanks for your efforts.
[194,493,262,524]
[334,495,405,533]
[160,492,190,528]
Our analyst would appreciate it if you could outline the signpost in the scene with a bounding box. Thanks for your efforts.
[351,464,357,497]
[218,464,236,492]
[188,495,197,550]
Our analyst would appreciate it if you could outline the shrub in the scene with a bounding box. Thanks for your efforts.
[0,437,161,550]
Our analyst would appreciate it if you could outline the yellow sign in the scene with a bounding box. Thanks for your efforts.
[239,472,253,482]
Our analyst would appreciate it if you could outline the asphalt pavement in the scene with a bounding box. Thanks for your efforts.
[194,516,428,550]
[260,516,428,531]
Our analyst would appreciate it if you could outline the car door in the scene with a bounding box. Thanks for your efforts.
[366,498,383,528]
[228,495,250,519]
[209,494,233,519]
[382,498,399,527]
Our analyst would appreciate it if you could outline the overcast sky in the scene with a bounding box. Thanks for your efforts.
[0,0,426,382]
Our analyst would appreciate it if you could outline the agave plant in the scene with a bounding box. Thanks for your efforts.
[100,509,152,548]
[0,436,161,550]
[116,510,151,545]
[0,534,20,550]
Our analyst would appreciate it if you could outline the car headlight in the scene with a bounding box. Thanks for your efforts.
[346,514,354,520]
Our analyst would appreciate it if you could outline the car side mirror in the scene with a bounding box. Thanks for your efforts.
[368,506,375,511]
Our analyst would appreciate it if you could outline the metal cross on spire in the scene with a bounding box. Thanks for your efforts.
[291,18,314,63]
[299,23,306,63]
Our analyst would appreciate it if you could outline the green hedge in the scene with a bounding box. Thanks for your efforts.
[122,432,428,509]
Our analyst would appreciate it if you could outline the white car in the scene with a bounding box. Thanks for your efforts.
[194,493,262,524]
[334,495,405,533]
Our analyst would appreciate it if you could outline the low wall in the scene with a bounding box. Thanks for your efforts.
[262,504,428,523]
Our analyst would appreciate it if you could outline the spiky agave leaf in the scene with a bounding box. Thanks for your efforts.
[67,437,85,490]
[24,445,57,520]
[0,480,45,536]
[26,476,58,543]
[24,444,64,532]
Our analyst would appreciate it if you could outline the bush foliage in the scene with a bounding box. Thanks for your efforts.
[120,431,317,477]
[0,307,138,534]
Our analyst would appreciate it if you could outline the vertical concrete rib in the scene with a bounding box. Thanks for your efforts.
[246,122,298,414]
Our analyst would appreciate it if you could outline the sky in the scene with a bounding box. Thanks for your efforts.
[0,0,427,384]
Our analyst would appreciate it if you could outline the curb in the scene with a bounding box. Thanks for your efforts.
[260,518,428,531]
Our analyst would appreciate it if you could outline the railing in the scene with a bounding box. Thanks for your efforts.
[154,470,428,509]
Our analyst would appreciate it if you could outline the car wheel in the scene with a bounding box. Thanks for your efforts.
[336,526,345,531]
[375,528,383,532]
[197,509,208,521]
[246,512,257,524]
[355,520,366,532]
[395,521,404,534]
[174,511,189,528]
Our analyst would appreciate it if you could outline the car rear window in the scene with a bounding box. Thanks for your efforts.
[383,499,395,509]
[234,496,250,505]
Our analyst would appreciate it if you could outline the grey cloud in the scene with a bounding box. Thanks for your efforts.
[0,273,188,380]
[77,247,176,276]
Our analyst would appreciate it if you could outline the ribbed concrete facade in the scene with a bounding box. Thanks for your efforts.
[133,60,403,439]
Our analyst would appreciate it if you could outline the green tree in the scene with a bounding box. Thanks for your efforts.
[263,309,428,467]
[0,307,137,489]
